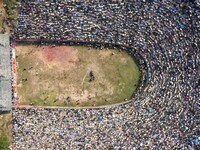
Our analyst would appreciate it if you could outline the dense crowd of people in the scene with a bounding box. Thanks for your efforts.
[12,0,199,149]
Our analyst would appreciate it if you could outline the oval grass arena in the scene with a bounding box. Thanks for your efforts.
[16,45,141,107]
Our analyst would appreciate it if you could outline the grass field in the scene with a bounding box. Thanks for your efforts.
[0,112,11,149]
[16,45,141,107]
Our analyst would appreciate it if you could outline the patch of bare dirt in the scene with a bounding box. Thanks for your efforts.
[37,46,78,70]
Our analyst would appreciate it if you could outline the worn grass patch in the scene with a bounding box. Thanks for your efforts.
[16,45,141,107]
[0,112,12,149]
[0,132,8,149]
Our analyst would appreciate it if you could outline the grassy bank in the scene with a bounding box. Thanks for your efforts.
[0,0,19,33]
[0,112,12,149]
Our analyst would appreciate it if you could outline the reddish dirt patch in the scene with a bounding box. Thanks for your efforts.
[47,53,54,62]
[41,46,76,64]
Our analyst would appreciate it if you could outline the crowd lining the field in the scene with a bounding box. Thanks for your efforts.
[11,0,199,149]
